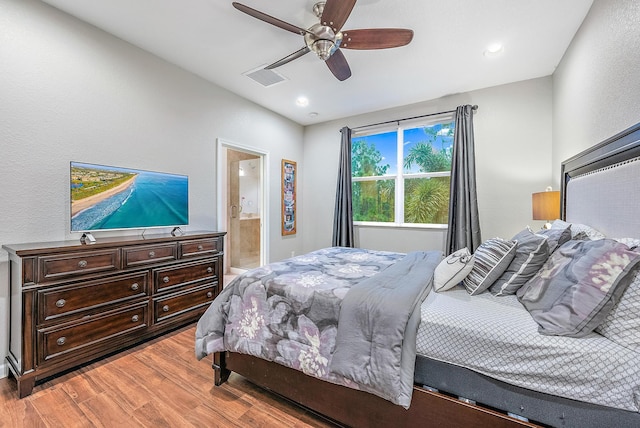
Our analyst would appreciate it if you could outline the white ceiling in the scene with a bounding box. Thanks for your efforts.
[40,0,593,126]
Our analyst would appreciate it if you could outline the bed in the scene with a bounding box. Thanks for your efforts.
[196,122,640,427]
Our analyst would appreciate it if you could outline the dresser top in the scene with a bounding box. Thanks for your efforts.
[3,230,225,256]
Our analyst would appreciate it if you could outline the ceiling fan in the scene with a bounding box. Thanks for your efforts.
[232,1,414,81]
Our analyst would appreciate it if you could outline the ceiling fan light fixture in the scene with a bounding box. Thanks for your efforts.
[312,39,335,60]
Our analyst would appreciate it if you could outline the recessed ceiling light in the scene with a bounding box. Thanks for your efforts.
[484,43,504,57]
[296,96,309,107]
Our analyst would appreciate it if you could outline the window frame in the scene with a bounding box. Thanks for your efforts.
[351,114,454,229]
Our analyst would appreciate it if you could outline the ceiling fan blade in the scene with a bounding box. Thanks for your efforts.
[232,2,306,36]
[340,29,414,50]
[325,49,351,81]
[321,0,357,32]
[265,46,311,69]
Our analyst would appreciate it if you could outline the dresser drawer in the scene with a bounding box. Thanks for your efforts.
[153,284,216,324]
[153,258,218,293]
[123,243,177,268]
[180,237,222,258]
[38,272,148,323]
[38,249,120,282]
[38,302,148,364]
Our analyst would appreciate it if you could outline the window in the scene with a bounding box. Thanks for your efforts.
[351,117,455,226]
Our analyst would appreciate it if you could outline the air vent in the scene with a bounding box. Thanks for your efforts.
[243,66,287,87]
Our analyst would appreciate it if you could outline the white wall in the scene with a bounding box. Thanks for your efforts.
[0,0,304,378]
[303,77,554,254]
[552,0,640,184]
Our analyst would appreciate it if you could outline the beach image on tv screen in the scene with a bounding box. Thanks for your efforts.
[70,162,188,231]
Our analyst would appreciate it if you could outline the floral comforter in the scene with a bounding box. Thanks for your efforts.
[195,246,441,407]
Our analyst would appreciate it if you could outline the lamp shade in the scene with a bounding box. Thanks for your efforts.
[532,191,560,221]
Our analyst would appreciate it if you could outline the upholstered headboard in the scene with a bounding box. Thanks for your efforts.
[561,122,640,238]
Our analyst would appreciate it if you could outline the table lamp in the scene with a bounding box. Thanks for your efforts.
[532,187,560,229]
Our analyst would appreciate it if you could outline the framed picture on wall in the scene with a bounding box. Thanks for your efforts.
[281,159,296,236]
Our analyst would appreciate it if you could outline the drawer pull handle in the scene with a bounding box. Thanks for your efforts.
[57,337,66,346]
[197,245,204,251]
[206,291,213,298]
[131,315,139,322]
[162,305,170,312]
[131,283,140,291]
[162,276,170,283]
[148,251,156,258]
[207,267,213,274]
[78,260,88,268]
[55,299,66,308]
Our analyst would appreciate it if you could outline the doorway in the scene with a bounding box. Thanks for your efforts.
[217,140,267,276]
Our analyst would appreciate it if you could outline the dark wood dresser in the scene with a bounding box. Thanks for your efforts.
[2,231,225,398]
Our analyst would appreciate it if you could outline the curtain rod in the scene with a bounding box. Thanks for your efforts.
[351,105,478,132]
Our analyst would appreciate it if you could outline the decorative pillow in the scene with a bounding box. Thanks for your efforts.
[490,229,549,296]
[551,219,605,240]
[517,239,640,337]
[572,231,592,241]
[596,269,640,352]
[612,237,640,250]
[434,248,475,292]
[536,226,571,253]
[463,238,517,296]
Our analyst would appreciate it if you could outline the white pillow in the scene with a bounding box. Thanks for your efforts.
[434,248,474,292]
[613,237,640,250]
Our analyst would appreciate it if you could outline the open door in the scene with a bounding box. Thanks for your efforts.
[226,149,262,272]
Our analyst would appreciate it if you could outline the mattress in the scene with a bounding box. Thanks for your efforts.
[416,287,640,412]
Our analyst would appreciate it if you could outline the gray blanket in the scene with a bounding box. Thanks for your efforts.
[195,247,441,407]
[331,251,441,407]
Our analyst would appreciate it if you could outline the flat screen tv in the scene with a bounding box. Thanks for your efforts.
[70,162,189,232]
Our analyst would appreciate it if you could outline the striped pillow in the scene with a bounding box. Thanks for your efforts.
[463,238,517,295]
[490,228,549,296]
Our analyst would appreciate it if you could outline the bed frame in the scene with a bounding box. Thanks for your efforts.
[213,352,534,427]
[212,122,640,428]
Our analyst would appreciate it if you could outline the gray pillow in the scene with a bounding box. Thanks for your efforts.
[551,219,605,240]
[490,228,549,296]
[517,239,640,337]
[463,238,517,296]
[536,226,571,253]
[571,231,592,241]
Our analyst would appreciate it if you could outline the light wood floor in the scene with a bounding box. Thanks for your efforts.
[0,325,337,428]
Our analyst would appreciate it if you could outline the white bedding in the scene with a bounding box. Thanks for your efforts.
[416,287,640,412]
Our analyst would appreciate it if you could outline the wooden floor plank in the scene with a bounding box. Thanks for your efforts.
[131,400,201,428]
[29,387,93,427]
[184,401,246,428]
[59,366,106,405]
[78,392,146,428]
[0,380,46,428]
[91,362,152,413]
[0,325,336,428]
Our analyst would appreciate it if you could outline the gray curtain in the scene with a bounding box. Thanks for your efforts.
[332,127,354,247]
[446,105,481,255]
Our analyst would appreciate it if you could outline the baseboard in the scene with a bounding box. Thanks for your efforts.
[0,360,8,379]
[228,267,247,275]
